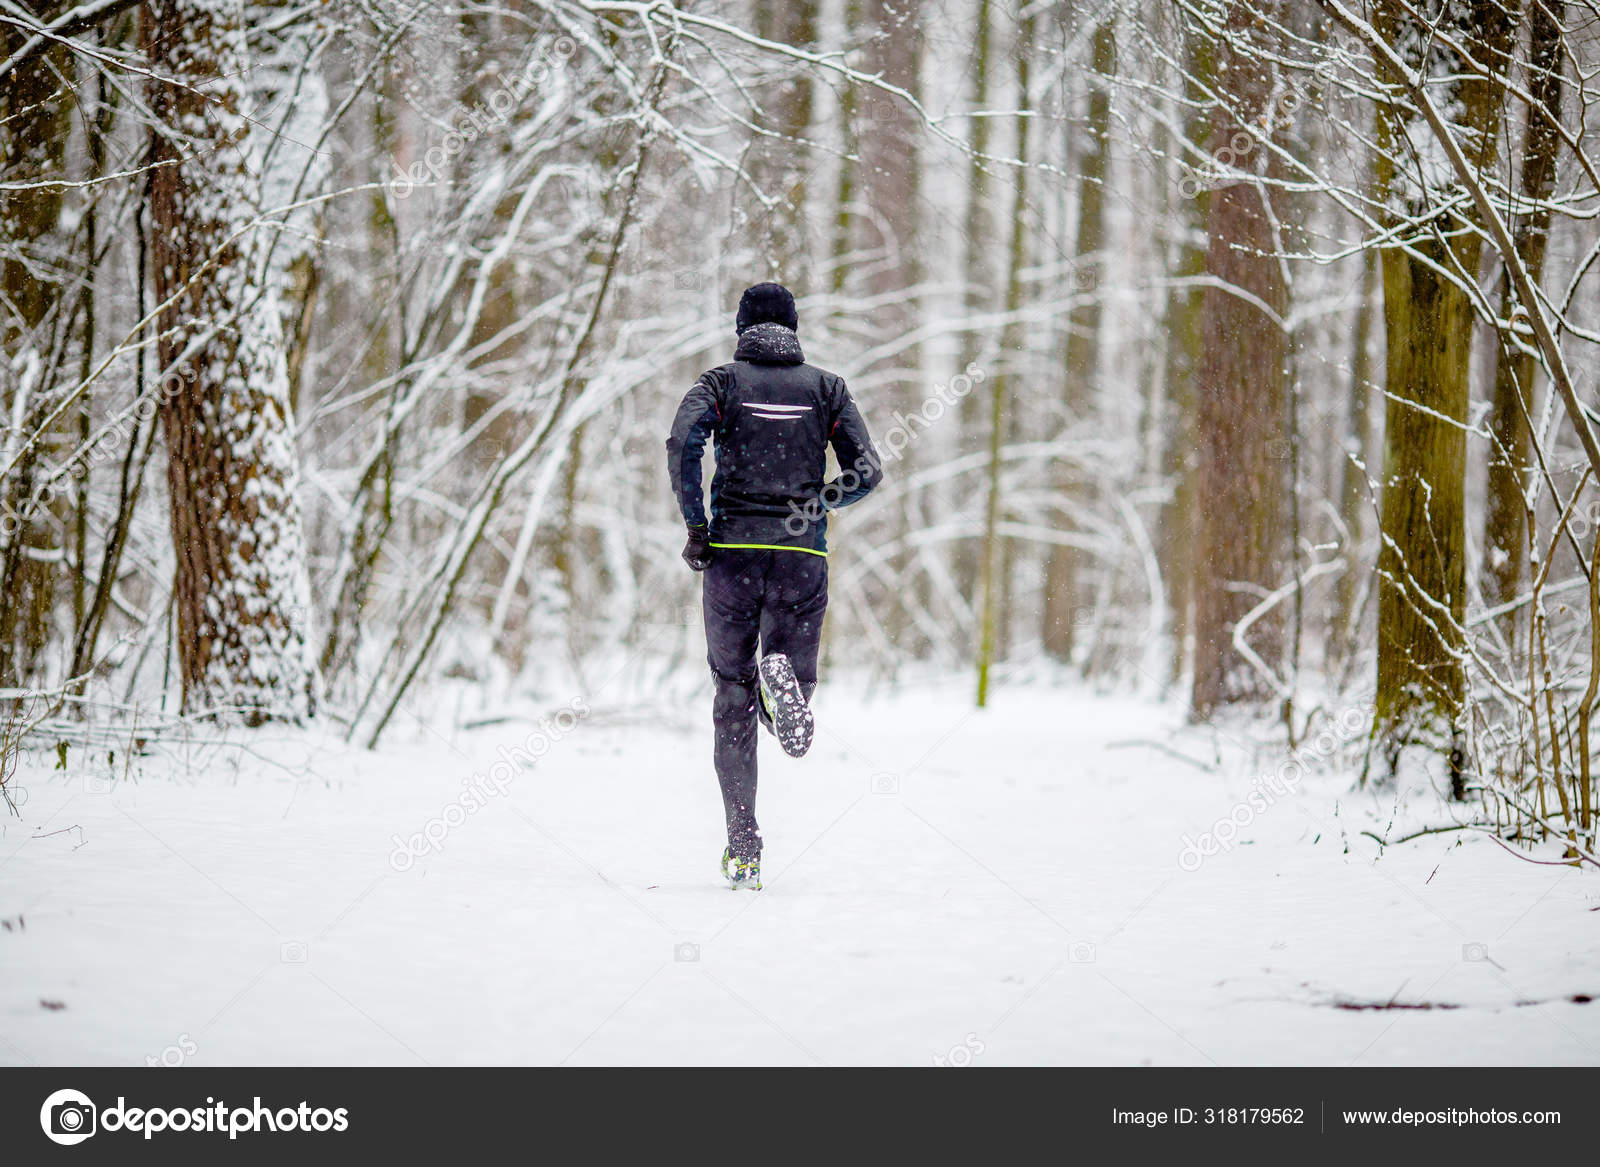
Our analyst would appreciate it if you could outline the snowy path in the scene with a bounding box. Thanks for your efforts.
[3,680,1598,1066]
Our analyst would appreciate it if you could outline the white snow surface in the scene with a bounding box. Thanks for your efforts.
[3,679,1598,1066]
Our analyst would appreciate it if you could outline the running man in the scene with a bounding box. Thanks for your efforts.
[665,282,883,889]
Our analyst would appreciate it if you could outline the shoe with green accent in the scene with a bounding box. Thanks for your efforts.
[758,652,813,758]
[721,846,762,891]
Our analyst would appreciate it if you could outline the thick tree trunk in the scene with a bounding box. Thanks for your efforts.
[1371,0,1512,766]
[1375,241,1473,743]
[859,0,923,658]
[1189,2,1289,719]
[144,0,314,722]
[857,0,920,308]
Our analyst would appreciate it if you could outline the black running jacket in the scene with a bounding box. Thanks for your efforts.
[666,323,883,554]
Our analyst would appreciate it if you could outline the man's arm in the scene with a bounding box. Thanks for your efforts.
[665,372,722,530]
[823,378,883,509]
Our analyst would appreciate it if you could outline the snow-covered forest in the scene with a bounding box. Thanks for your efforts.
[6,0,1600,1068]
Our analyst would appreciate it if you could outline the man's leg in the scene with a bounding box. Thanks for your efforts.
[759,552,828,708]
[703,550,766,860]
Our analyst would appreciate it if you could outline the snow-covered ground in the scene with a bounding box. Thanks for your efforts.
[3,675,1598,1066]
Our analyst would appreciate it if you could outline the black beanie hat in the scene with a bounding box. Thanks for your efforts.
[735,282,799,334]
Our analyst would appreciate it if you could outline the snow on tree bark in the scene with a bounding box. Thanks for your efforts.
[246,0,333,416]
[143,0,315,723]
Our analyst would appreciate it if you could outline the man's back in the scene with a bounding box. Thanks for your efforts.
[667,319,880,554]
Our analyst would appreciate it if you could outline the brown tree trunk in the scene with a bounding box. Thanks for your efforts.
[144,0,314,722]
[859,0,923,657]
[1189,2,1290,719]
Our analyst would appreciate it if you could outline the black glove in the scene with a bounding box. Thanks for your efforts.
[682,527,713,571]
